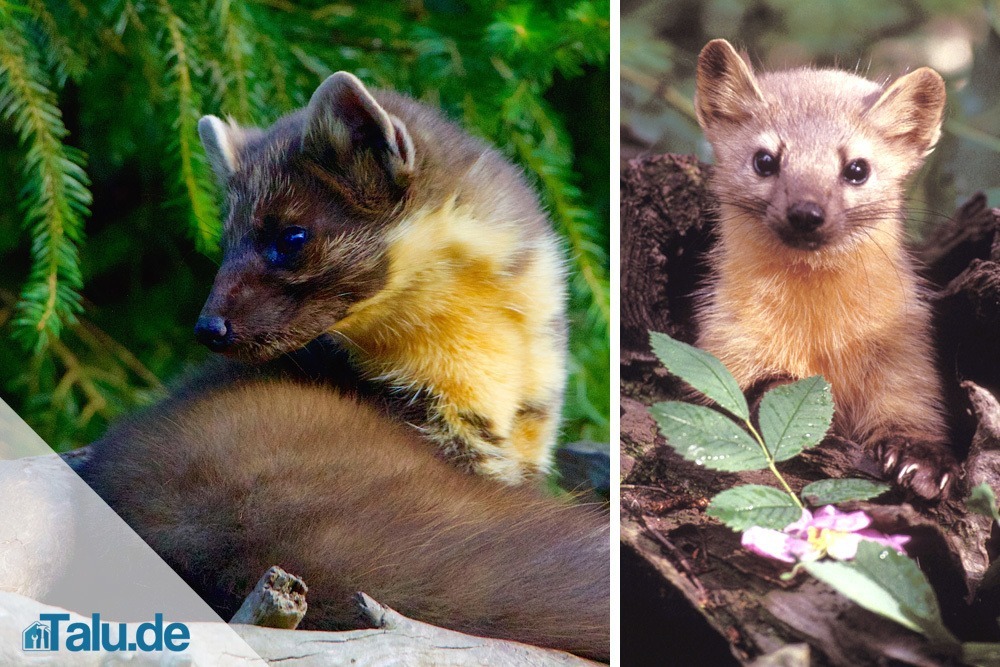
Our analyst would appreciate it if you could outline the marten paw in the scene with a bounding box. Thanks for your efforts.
[873,436,959,500]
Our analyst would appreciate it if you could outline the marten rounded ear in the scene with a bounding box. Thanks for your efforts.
[302,72,415,183]
[695,39,765,130]
[866,67,946,158]
[198,115,244,181]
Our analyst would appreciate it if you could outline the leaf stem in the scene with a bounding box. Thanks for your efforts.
[745,419,803,510]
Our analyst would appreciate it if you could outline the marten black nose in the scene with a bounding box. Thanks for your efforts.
[194,316,233,351]
[787,202,825,232]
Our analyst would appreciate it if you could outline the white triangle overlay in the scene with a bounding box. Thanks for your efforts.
[0,397,268,665]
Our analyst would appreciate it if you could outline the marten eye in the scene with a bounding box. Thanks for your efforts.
[842,159,870,185]
[752,150,779,177]
[277,226,309,255]
[266,226,309,266]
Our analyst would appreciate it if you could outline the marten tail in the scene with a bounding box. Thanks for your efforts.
[79,380,610,661]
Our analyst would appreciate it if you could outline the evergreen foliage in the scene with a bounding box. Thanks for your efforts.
[0,0,610,452]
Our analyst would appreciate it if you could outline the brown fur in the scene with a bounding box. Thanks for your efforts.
[694,39,957,499]
[196,73,566,484]
[80,378,609,660]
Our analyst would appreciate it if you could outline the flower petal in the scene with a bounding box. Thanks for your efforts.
[782,508,815,537]
[786,535,824,561]
[742,527,797,563]
[856,529,910,554]
[811,505,871,532]
[825,532,864,560]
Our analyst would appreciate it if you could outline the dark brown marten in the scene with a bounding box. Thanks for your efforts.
[194,72,567,484]
[79,375,609,661]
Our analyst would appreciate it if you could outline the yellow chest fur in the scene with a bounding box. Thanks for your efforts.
[327,199,566,482]
[698,212,920,393]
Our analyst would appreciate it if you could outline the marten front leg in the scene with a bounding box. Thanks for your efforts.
[873,435,958,500]
[744,373,796,424]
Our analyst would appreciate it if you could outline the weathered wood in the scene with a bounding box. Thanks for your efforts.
[229,566,307,630]
[0,590,601,666]
[238,591,605,665]
[620,153,1000,665]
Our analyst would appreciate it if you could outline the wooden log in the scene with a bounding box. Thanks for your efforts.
[229,566,307,630]
[0,590,602,666]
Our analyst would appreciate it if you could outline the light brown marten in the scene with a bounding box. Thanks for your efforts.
[79,376,610,661]
[193,73,567,485]
[693,39,957,499]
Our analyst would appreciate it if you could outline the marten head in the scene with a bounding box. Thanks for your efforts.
[695,39,946,260]
[194,73,414,358]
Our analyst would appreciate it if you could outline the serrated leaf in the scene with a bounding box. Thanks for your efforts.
[707,485,801,531]
[963,642,1000,666]
[649,331,749,420]
[804,542,957,645]
[650,401,767,471]
[967,483,1000,524]
[801,479,890,506]
[759,375,834,462]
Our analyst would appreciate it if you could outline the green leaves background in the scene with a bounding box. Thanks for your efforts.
[0,0,610,452]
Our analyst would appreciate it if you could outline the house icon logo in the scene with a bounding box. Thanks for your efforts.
[22,620,52,651]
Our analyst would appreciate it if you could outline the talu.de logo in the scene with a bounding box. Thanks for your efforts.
[22,613,190,653]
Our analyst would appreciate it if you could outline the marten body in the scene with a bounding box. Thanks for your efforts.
[194,73,566,484]
[693,39,957,499]
[79,375,609,661]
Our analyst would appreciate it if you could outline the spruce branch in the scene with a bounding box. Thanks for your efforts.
[25,0,87,85]
[210,0,254,123]
[507,92,610,329]
[154,0,220,254]
[0,8,90,352]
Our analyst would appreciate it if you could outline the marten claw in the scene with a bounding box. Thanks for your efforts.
[874,435,958,501]
[897,463,918,483]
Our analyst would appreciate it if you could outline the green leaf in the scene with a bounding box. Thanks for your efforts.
[801,479,890,506]
[804,542,957,645]
[963,642,1000,666]
[967,483,1000,524]
[648,331,749,420]
[650,401,766,471]
[707,485,801,531]
[759,375,834,462]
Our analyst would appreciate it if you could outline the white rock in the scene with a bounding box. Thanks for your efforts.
[0,456,79,600]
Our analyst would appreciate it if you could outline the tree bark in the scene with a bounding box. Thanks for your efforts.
[620,154,1000,666]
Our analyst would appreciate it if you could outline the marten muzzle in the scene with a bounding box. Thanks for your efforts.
[776,200,832,250]
[194,315,233,351]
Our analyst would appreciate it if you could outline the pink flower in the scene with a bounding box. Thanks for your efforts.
[742,506,910,563]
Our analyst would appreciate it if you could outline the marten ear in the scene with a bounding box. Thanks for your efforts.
[866,67,946,158]
[198,115,251,181]
[302,72,415,184]
[695,39,765,130]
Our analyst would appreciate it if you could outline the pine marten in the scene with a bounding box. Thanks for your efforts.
[193,73,566,485]
[693,39,957,499]
[79,377,610,661]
